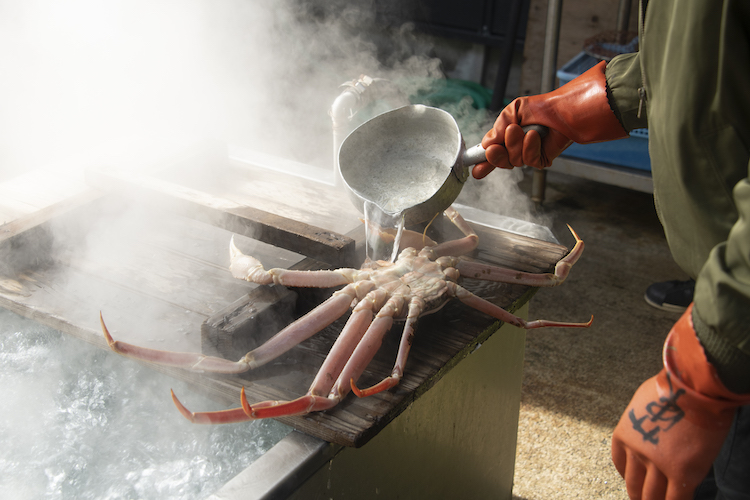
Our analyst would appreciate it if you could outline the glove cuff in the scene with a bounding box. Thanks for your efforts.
[660,304,750,428]
[527,61,628,144]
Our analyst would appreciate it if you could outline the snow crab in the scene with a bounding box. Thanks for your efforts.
[100,207,592,424]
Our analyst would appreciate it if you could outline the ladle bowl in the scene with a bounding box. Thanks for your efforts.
[338,105,486,227]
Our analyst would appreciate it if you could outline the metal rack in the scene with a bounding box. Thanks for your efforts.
[531,0,651,202]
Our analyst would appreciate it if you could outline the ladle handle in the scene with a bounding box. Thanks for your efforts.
[463,144,488,166]
[521,124,549,138]
[462,124,550,166]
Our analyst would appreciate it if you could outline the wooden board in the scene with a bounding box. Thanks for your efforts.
[86,167,357,269]
[0,165,102,244]
[0,199,296,348]
[199,215,568,448]
[0,145,570,448]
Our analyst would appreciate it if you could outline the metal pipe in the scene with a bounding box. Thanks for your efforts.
[532,0,564,204]
[331,76,371,187]
[540,0,563,94]
[490,0,525,112]
[616,0,632,32]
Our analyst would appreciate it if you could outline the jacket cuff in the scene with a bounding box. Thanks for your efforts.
[692,306,750,394]
[604,52,649,132]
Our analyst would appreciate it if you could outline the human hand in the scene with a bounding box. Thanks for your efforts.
[611,305,750,499]
[473,101,573,177]
[473,60,627,178]
[611,369,732,499]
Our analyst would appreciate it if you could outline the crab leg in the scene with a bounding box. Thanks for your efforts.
[426,207,479,258]
[240,389,343,418]
[332,295,402,395]
[170,290,382,424]
[240,307,379,419]
[238,291,400,420]
[230,236,360,287]
[449,282,593,329]
[171,307,375,424]
[455,224,584,287]
[351,296,423,398]
[171,391,251,424]
[100,283,365,374]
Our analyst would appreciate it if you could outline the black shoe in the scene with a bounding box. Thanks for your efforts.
[644,279,695,313]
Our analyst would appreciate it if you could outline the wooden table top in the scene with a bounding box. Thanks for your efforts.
[0,144,568,447]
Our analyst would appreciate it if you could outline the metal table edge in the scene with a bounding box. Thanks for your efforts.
[207,430,341,500]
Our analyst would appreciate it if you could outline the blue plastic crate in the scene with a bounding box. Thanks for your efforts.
[556,52,650,171]
[557,51,600,87]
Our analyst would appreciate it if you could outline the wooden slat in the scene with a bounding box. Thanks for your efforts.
[0,169,101,243]
[211,163,362,236]
[86,168,357,268]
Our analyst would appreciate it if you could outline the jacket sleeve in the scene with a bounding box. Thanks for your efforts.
[693,173,750,394]
[605,50,750,395]
[604,52,649,133]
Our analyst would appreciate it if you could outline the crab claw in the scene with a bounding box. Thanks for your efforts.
[171,390,252,424]
[350,376,400,398]
[239,387,339,419]
[523,315,594,329]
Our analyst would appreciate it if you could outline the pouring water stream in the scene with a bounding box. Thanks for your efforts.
[363,200,406,263]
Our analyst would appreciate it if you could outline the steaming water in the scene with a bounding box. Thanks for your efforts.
[388,217,406,262]
[363,201,406,263]
[0,309,291,500]
[356,154,446,262]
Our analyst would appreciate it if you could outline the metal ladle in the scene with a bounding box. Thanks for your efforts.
[338,104,544,227]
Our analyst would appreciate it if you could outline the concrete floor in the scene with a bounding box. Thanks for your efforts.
[508,169,690,500]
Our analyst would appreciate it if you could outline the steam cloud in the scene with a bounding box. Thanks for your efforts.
[0,0,438,175]
[0,0,542,225]
[0,2,551,495]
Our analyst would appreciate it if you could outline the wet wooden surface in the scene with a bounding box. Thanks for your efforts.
[0,147,569,447]
[0,165,101,244]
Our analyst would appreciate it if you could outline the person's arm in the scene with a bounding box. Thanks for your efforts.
[692,174,750,395]
[607,46,750,499]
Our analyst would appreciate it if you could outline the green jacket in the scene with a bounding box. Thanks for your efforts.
[605,0,750,393]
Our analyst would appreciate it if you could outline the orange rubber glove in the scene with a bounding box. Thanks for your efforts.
[474,60,628,178]
[611,304,750,499]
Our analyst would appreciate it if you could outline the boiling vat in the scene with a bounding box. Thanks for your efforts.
[0,309,291,499]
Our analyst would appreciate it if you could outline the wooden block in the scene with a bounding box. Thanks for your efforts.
[202,285,298,360]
